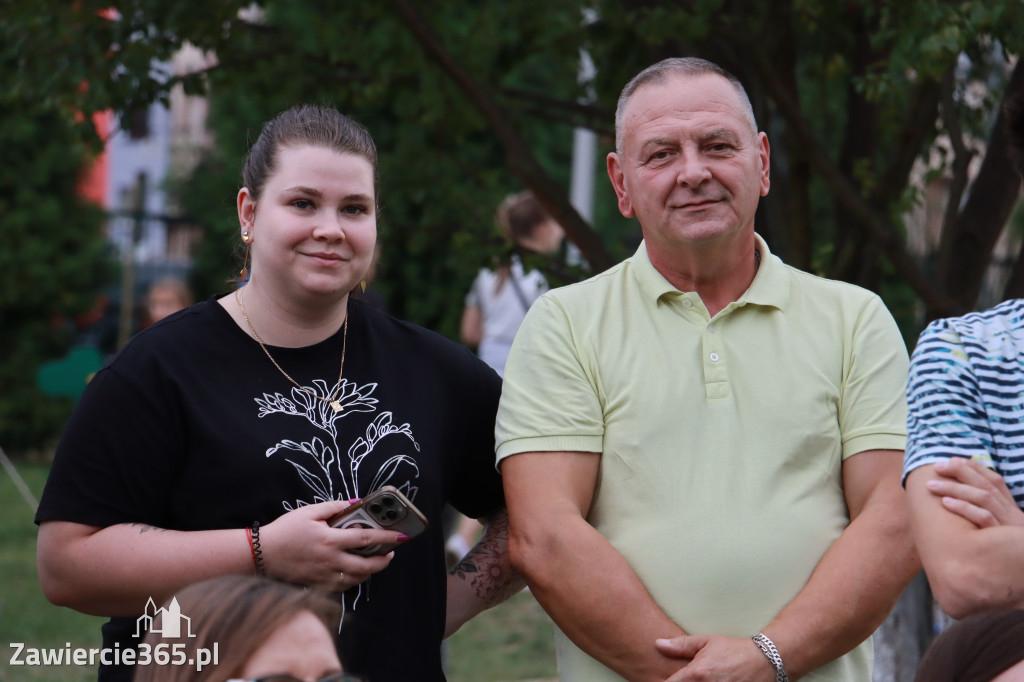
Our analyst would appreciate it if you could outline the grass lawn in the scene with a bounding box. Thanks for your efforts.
[0,461,103,682]
[446,589,557,682]
[0,461,556,682]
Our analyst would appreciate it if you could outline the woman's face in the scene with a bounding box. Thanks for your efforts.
[239,145,377,304]
[236,610,342,681]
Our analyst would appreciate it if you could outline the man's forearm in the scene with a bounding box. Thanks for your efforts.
[444,509,525,637]
[514,514,687,682]
[760,493,919,679]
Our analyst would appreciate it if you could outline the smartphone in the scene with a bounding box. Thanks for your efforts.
[329,485,428,556]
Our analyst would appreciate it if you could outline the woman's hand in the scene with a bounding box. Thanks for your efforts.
[259,500,406,591]
[927,458,1024,529]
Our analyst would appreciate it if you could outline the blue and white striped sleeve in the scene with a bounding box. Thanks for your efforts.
[903,320,993,484]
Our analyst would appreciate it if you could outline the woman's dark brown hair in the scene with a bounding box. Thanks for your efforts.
[242,104,378,203]
[914,609,1024,682]
[134,575,341,682]
[495,191,549,244]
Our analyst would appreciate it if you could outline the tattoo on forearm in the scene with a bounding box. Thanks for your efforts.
[449,509,526,607]
[129,523,167,535]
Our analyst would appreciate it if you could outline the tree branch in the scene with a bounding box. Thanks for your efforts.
[872,79,943,209]
[747,42,963,315]
[389,0,614,271]
[945,59,1024,308]
[500,86,614,135]
[934,71,976,283]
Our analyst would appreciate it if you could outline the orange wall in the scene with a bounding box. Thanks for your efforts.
[77,109,112,207]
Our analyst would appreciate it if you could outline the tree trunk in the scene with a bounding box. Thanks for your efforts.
[390,0,615,272]
[939,60,1024,313]
[872,573,934,682]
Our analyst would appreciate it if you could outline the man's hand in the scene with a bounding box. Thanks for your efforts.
[655,635,777,682]
[926,458,1024,529]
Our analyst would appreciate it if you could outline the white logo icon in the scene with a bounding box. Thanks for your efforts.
[133,597,196,639]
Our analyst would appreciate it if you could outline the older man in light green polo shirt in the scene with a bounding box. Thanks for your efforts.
[496,57,919,682]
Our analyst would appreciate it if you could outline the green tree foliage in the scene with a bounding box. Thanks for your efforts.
[4,1,1023,340]
[156,1,637,336]
[0,101,111,453]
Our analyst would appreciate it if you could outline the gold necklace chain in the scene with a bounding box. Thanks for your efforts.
[235,287,348,413]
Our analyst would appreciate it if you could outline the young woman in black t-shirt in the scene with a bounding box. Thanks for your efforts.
[36,105,521,682]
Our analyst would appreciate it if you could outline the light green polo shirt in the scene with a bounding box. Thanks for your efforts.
[495,237,908,682]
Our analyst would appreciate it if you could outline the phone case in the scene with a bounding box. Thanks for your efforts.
[329,485,429,556]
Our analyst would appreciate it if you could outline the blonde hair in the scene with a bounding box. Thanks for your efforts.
[134,576,341,682]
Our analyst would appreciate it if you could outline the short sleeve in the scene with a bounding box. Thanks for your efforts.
[903,320,992,482]
[494,294,605,465]
[444,348,506,520]
[35,359,183,528]
[839,294,911,458]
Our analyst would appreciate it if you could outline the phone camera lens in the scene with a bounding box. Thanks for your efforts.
[369,503,383,514]
[385,509,399,521]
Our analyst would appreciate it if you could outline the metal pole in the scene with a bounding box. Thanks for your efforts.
[568,10,598,267]
[0,444,38,513]
[117,172,147,349]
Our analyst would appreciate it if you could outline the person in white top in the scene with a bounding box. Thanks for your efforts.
[449,191,565,562]
[460,191,564,377]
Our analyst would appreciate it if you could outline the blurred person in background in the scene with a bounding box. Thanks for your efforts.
[450,190,564,563]
[144,276,194,326]
[459,190,563,378]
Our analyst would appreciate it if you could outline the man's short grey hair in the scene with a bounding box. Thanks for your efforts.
[614,57,758,153]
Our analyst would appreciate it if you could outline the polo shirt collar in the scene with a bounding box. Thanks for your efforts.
[742,233,788,311]
[629,233,789,311]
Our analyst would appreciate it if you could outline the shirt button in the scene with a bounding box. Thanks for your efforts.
[709,352,720,362]
[682,299,693,308]
[707,324,717,333]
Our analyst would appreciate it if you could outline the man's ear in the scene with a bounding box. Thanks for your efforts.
[757,132,771,197]
[607,152,635,218]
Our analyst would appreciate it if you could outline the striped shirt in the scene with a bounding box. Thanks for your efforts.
[904,298,1024,509]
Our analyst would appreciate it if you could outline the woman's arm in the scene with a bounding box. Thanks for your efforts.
[443,507,525,638]
[37,500,402,617]
[460,305,483,348]
[906,460,1024,617]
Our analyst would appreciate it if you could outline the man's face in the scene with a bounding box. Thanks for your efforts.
[607,73,770,256]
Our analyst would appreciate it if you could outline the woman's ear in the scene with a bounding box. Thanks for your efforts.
[237,188,256,241]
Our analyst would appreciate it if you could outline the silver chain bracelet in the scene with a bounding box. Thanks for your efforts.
[751,632,789,682]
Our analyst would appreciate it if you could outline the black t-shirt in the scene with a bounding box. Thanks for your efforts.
[36,296,505,682]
